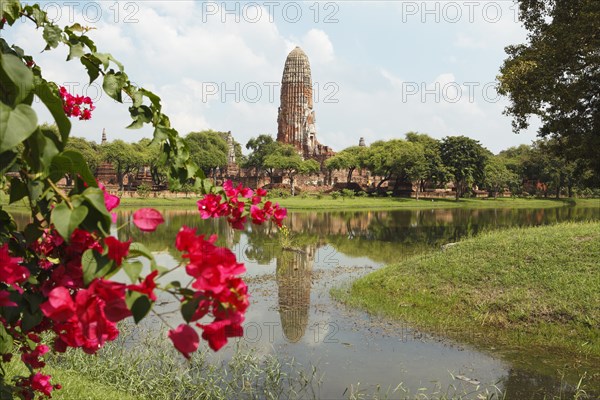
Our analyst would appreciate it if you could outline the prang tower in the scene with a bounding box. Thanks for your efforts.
[277,47,317,158]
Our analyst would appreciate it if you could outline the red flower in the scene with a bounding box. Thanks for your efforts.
[272,204,287,227]
[41,280,126,353]
[90,279,130,323]
[250,205,267,224]
[98,182,120,211]
[198,318,244,351]
[132,208,164,232]
[0,243,29,286]
[40,287,75,322]
[127,270,158,301]
[30,373,55,396]
[21,344,49,369]
[104,236,131,266]
[59,86,94,121]
[168,324,199,359]
[197,194,228,219]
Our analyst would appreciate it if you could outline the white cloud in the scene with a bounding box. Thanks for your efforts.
[301,29,335,64]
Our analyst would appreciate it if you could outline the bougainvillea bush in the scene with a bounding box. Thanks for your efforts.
[0,2,286,398]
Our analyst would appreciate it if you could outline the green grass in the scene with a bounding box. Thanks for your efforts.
[35,323,320,400]
[274,196,599,211]
[3,189,598,211]
[3,361,141,400]
[333,221,600,385]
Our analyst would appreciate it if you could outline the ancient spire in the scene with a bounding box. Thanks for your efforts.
[277,47,317,158]
[359,137,366,147]
[226,131,236,164]
[101,128,107,145]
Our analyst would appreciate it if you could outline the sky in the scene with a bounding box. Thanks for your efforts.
[5,1,541,154]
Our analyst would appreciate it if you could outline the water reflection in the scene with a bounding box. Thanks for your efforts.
[276,247,314,342]
[6,206,600,397]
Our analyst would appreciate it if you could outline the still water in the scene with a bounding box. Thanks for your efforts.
[11,206,600,398]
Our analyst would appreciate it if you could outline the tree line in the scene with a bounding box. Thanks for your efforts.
[67,127,598,199]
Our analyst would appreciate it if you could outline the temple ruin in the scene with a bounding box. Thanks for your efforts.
[277,47,333,161]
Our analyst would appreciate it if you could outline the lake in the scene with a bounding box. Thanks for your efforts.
[11,206,600,398]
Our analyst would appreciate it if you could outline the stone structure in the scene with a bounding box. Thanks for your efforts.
[276,247,314,342]
[225,131,239,177]
[277,47,332,160]
[96,129,118,186]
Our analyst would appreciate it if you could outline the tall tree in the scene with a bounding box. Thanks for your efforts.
[244,134,279,185]
[263,144,319,195]
[325,146,368,183]
[364,139,427,196]
[64,136,102,185]
[137,138,166,187]
[185,131,228,176]
[440,136,489,200]
[484,157,519,198]
[405,132,450,190]
[497,0,600,174]
[101,140,143,190]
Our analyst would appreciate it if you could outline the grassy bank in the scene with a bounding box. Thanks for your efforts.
[273,196,599,211]
[3,191,597,211]
[333,221,600,378]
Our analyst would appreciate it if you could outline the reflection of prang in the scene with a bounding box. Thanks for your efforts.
[276,246,315,342]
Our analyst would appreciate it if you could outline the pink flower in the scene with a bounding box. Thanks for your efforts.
[104,236,131,266]
[98,182,120,212]
[127,270,159,301]
[168,324,199,359]
[132,208,164,232]
[272,204,287,227]
[30,373,55,396]
[0,243,29,286]
[59,86,94,121]
[21,344,50,369]
[198,318,244,351]
[250,205,267,224]
[197,194,228,219]
[41,280,127,353]
[40,287,75,322]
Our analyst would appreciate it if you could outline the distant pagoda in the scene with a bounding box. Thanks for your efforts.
[277,47,320,159]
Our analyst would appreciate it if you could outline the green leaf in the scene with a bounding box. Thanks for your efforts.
[0,53,34,104]
[62,150,96,187]
[128,242,155,262]
[0,149,18,174]
[49,154,71,182]
[42,24,62,49]
[24,223,43,245]
[51,202,88,240]
[34,79,71,145]
[67,42,85,60]
[9,177,27,203]
[103,71,126,102]
[123,261,143,284]
[126,292,152,324]
[21,309,42,332]
[0,102,38,152]
[28,128,59,173]
[81,248,97,285]
[0,324,13,354]
[82,187,107,213]
[181,296,201,323]
[80,55,100,84]
[27,180,43,205]
[1,0,21,22]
